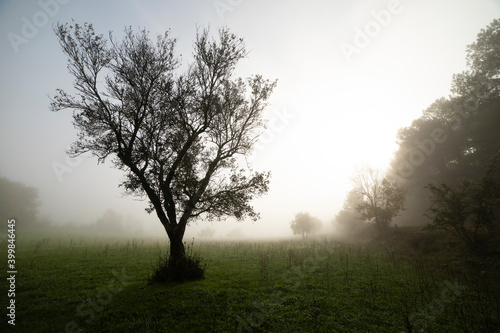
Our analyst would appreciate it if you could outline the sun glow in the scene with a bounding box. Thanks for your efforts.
[293,73,414,173]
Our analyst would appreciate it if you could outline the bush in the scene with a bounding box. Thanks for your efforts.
[407,230,448,255]
[425,154,500,253]
[149,253,206,283]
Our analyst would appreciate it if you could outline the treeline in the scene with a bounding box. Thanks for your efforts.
[393,18,500,231]
[0,177,142,234]
[336,19,500,252]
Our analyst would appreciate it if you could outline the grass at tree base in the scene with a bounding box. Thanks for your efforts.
[149,253,206,283]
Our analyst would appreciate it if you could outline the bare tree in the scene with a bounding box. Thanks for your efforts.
[50,22,276,278]
[351,166,405,235]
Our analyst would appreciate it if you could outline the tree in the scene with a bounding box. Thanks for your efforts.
[197,227,216,239]
[290,212,322,238]
[0,177,41,228]
[51,23,276,279]
[452,18,500,99]
[390,19,500,226]
[92,209,124,233]
[334,189,366,236]
[352,166,405,235]
[425,153,500,250]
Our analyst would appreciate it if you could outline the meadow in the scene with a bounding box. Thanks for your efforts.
[1,230,499,332]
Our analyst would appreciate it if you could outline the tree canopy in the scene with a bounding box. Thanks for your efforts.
[290,212,322,238]
[390,19,500,225]
[425,153,500,250]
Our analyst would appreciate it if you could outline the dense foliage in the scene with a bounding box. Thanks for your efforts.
[425,154,500,250]
[389,19,500,226]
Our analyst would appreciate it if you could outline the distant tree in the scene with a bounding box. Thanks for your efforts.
[197,227,216,239]
[290,212,322,238]
[334,189,366,235]
[0,177,41,228]
[92,209,124,233]
[51,23,276,280]
[425,153,500,250]
[352,166,405,235]
[226,228,244,239]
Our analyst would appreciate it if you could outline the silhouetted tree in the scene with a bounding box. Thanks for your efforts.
[390,19,500,225]
[290,212,322,238]
[51,23,276,280]
[452,18,500,99]
[425,153,500,250]
[352,166,405,235]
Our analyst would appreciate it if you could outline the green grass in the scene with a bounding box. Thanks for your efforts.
[1,230,499,332]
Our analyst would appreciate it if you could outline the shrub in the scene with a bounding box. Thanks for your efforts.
[149,253,206,283]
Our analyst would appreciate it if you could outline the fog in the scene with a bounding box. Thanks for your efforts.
[1,0,499,240]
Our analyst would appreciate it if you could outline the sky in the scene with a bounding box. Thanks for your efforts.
[1,0,499,239]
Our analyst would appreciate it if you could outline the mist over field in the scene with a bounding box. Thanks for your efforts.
[1,0,499,241]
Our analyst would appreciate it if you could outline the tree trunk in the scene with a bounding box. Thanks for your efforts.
[164,225,204,282]
[169,229,186,264]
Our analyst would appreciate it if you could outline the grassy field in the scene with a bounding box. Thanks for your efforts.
[1,230,499,332]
